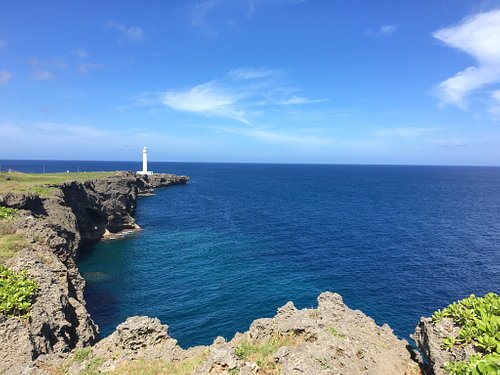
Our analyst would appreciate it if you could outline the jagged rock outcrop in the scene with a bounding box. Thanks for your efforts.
[0,173,188,374]
[413,317,477,375]
[48,292,422,375]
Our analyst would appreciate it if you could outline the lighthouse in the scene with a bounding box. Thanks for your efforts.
[137,146,153,175]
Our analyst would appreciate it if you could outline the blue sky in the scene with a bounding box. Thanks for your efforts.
[1,0,500,165]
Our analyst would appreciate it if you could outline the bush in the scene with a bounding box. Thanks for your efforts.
[432,293,500,374]
[0,265,39,318]
[0,206,17,220]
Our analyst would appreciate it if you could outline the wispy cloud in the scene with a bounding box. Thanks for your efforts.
[162,81,249,124]
[209,125,334,146]
[77,62,103,74]
[433,9,500,109]
[72,47,88,58]
[490,89,500,120]
[191,0,307,35]
[106,20,144,42]
[0,121,207,160]
[32,70,55,80]
[425,138,468,147]
[0,37,7,51]
[279,95,328,105]
[375,127,449,139]
[365,24,398,37]
[227,67,280,81]
[158,67,325,124]
[26,58,67,69]
[0,70,12,84]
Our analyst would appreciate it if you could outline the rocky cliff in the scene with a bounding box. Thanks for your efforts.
[0,172,188,374]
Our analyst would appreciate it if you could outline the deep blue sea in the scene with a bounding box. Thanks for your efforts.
[3,160,500,348]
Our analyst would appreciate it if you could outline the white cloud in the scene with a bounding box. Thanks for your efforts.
[26,58,67,69]
[0,70,12,84]
[375,127,449,139]
[32,70,55,80]
[106,21,144,42]
[279,95,328,105]
[490,89,500,119]
[433,9,500,108]
[72,47,88,58]
[77,62,103,74]
[365,24,398,37]
[156,67,327,124]
[162,82,249,124]
[227,67,279,80]
[210,125,333,146]
[0,121,205,160]
[191,0,307,34]
[492,90,500,101]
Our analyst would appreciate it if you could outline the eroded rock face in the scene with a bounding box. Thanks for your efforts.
[100,316,172,351]
[413,317,476,375]
[91,316,182,370]
[57,292,421,375]
[235,292,421,375]
[0,173,189,374]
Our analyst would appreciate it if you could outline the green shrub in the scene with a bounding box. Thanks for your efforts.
[0,206,17,220]
[433,293,500,374]
[0,265,39,318]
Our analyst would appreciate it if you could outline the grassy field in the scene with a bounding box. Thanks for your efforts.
[0,171,121,196]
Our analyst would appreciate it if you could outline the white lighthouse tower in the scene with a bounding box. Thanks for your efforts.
[137,146,153,175]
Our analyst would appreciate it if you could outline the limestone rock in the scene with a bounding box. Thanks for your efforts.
[413,317,476,375]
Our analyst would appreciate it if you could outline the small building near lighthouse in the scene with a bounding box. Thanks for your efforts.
[137,146,153,175]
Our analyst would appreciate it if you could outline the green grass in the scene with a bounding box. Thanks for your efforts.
[235,334,300,373]
[0,233,28,263]
[81,356,105,375]
[0,216,28,263]
[109,356,208,375]
[431,293,500,374]
[0,265,39,318]
[74,348,93,363]
[328,326,346,338]
[0,171,121,196]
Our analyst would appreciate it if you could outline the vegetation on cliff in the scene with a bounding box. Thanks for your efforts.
[0,206,28,263]
[431,293,500,374]
[0,206,18,220]
[0,265,39,318]
[0,171,120,196]
[234,333,300,372]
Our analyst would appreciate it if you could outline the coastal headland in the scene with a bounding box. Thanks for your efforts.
[0,171,494,374]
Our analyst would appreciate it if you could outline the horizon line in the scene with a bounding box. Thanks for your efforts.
[1,158,499,168]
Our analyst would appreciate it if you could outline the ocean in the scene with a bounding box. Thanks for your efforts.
[3,160,500,348]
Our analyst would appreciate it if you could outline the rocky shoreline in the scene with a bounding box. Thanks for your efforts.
[0,172,188,373]
[0,172,458,374]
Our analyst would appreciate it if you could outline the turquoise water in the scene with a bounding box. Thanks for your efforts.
[3,161,499,348]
